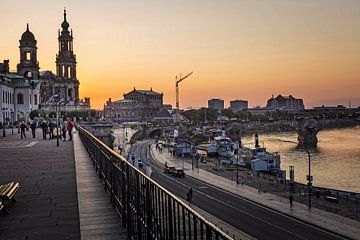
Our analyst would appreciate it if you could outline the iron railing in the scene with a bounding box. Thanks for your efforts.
[77,125,233,240]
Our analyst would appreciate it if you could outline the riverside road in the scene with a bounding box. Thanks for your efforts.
[131,141,347,240]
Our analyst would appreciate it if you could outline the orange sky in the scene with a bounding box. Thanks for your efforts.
[1,0,359,109]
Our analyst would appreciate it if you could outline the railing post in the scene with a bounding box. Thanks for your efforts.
[126,164,132,239]
[121,161,127,227]
[146,181,153,239]
[206,225,212,239]
[110,156,115,205]
[168,196,174,240]
[193,215,197,240]
[135,173,142,240]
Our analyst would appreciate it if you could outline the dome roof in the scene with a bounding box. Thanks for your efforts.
[61,9,70,30]
[21,24,36,42]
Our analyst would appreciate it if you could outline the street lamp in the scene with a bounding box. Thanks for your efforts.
[2,107,7,137]
[17,111,20,133]
[306,150,313,209]
[10,109,14,135]
[54,95,64,147]
[236,143,239,184]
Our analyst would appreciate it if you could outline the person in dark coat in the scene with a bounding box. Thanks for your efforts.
[20,121,26,139]
[289,194,294,207]
[49,122,54,139]
[30,121,36,138]
[40,120,48,140]
[61,120,67,141]
[67,119,74,141]
[186,187,193,205]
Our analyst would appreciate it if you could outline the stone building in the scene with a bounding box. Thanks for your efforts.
[17,24,40,80]
[1,23,42,125]
[104,88,163,122]
[266,95,304,112]
[1,60,41,125]
[40,9,89,112]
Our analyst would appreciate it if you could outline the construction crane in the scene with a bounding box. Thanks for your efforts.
[175,72,193,123]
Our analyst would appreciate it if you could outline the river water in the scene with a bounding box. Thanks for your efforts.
[241,127,360,193]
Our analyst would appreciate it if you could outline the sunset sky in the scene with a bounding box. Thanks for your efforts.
[1,0,359,109]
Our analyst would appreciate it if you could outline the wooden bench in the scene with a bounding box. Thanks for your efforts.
[0,182,20,214]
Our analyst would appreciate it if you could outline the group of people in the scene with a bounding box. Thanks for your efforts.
[39,119,74,141]
[19,118,74,141]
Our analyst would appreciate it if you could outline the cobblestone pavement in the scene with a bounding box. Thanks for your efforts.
[0,129,80,240]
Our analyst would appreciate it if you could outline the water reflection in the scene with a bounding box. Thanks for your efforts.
[242,127,360,193]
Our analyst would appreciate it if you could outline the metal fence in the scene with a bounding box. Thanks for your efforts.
[77,125,233,240]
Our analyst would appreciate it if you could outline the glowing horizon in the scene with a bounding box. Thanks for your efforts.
[1,0,359,109]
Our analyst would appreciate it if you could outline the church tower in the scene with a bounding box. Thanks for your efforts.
[56,9,79,102]
[17,24,40,79]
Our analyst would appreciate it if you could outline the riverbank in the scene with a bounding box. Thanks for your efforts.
[182,156,360,221]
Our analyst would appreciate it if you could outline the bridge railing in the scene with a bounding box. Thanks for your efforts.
[77,125,233,240]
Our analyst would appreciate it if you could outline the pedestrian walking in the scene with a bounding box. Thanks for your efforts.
[30,121,36,138]
[49,122,54,139]
[67,118,74,141]
[289,194,294,207]
[186,187,193,205]
[40,120,48,140]
[61,120,67,141]
[20,121,26,139]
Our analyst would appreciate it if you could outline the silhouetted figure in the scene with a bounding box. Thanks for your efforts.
[186,188,193,205]
[67,119,74,141]
[20,122,26,139]
[30,121,36,138]
[289,194,294,207]
[49,122,54,139]
[41,121,48,140]
[61,120,67,141]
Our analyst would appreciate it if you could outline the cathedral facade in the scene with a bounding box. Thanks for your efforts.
[1,9,89,125]
[40,9,89,111]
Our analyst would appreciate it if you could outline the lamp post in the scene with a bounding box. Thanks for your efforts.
[306,150,312,209]
[2,107,7,137]
[17,111,20,133]
[54,95,64,147]
[10,109,14,135]
[236,144,239,184]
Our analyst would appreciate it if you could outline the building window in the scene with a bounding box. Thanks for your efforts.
[17,93,24,105]
[34,94,38,105]
[67,66,71,78]
[26,52,31,60]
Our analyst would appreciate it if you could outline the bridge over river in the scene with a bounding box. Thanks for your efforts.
[136,118,359,148]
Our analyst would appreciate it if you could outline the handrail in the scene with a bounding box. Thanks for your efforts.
[76,124,233,240]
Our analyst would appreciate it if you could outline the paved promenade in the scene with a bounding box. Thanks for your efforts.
[0,128,126,240]
[0,129,80,239]
[151,145,360,240]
